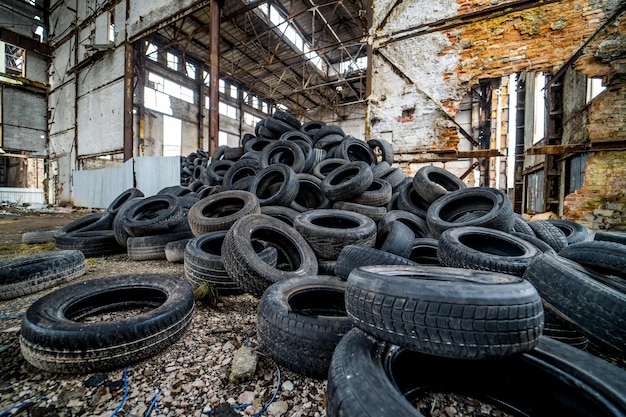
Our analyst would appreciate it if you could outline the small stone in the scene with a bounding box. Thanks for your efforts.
[66,399,84,408]
[229,346,258,384]
[267,400,289,416]
[444,406,457,416]
[223,341,234,351]
[282,381,294,391]
[192,378,205,388]
[84,373,107,387]
[238,391,255,405]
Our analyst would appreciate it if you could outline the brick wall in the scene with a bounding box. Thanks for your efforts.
[563,151,626,230]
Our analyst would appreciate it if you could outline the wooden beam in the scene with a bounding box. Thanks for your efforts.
[526,141,626,155]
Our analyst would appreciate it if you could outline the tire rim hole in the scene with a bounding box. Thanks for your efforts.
[288,288,346,317]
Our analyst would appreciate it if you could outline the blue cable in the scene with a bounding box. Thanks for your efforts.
[253,365,281,417]
[110,366,130,417]
[0,297,40,320]
[144,389,161,417]
[0,395,47,417]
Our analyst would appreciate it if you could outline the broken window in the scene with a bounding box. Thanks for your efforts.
[4,43,26,77]
[203,70,210,86]
[219,79,226,94]
[186,62,196,80]
[146,42,158,62]
[230,85,238,99]
[243,112,262,127]
[566,153,589,194]
[586,77,606,103]
[219,131,228,147]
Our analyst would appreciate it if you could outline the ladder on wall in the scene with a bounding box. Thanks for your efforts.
[543,76,563,214]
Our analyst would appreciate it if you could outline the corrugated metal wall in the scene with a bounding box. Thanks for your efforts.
[72,159,134,209]
[0,187,45,204]
[72,156,180,208]
[135,156,181,196]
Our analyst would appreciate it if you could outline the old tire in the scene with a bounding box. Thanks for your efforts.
[528,220,569,252]
[294,209,377,260]
[346,265,544,358]
[523,253,626,353]
[438,226,541,276]
[222,214,318,297]
[0,250,86,300]
[334,245,418,280]
[122,194,184,237]
[426,187,514,238]
[257,276,352,379]
[326,328,626,417]
[19,273,194,373]
[412,166,466,204]
[187,190,261,236]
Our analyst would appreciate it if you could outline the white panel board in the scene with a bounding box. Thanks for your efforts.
[2,87,47,153]
[49,39,75,90]
[72,159,134,208]
[135,156,180,197]
[128,0,198,39]
[49,83,76,136]
[49,0,78,45]
[77,80,124,156]
[77,47,125,95]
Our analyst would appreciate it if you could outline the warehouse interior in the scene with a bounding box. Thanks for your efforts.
[1,0,625,230]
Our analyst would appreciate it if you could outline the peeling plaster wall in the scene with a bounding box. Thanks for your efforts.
[370,0,620,180]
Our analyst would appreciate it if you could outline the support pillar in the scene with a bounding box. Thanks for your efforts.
[208,0,221,156]
[123,41,135,161]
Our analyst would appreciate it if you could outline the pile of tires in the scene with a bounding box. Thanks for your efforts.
[52,186,198,261]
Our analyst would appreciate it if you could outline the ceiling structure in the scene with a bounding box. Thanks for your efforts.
[146,0,370,120]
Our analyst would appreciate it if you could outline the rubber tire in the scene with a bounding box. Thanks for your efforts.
[409,238,440,265]
[367,138,394,165]
[122,194,185,237]
[547,219,592,245]
[257,276,352,379]
[326,328,626,417]
[260,205,300,227]
[20,273,194,374]
[528,220,569,252]
[290,173,330,212]
[594,231,626,245]
[378,210,430,239]
[222,159,260,190]
[54,230,124,258]
[259,139,306,173]
[184,231,277,294]
[187,190,261,236]
[333,136,376,166]
[346,265,544,358]
[395,181,430,219]
[321,161,374,202]
[294,209,377,260]
[249,164,300,207]
[272,110,301,129]
[112,197,144,248]
[332,201,387,222]
[54,213,114,236]
[412,165,467,204]
[127,231,193,261]
[0,250,86,300]
[558,240,626,290]
[510,231,557,254]
[300,120,326,139]
[21,230,57,244]
[512,214,536,236]
[375,220,415,258]
[164,238,192,263]
[351,178,393,207]
[426,187,515,239]
[107,188,145,216]
[523,253,626,353]
[334,245,418,280]
[311,158,348,180]
[222,214,318,298]
[438,226,541,276]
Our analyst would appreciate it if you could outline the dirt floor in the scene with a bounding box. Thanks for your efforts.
[0,208,91,246]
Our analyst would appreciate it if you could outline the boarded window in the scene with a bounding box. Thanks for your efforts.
[567,153,588,194]
[526,170,545,213]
